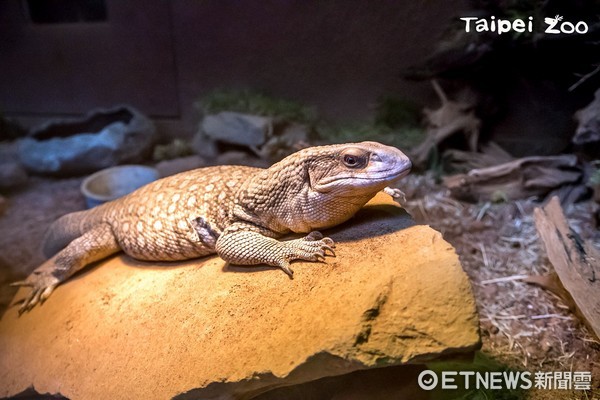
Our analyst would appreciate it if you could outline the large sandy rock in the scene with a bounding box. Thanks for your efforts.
[0,193,480,399]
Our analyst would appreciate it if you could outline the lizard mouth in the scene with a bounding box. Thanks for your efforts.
[315,161,412,191]
[319,159,412,185]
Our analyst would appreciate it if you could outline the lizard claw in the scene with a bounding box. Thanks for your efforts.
[384,187,406,204]
[9,280,33,288]
[11,270,60,315]
[275,234,337,277]
[321,244,336,256]
[279,262,294,279]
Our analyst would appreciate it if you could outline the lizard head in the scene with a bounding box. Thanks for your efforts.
[236,141,411,234]
[307,141,412,195]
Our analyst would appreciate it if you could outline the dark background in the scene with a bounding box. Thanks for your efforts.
[0,0,465,138]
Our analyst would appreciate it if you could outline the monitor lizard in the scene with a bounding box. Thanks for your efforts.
[12,141,411,314]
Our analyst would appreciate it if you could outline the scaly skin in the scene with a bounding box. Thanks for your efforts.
[12,142,411,313]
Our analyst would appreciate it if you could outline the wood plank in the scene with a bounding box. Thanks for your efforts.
[533,196,600,339]
[444,155,581,202]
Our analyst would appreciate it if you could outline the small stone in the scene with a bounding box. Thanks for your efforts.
[215,150,269,168]
[191,132,219,159]
[258,122,312,161]
[155,155,207,177]
[0,161,28,189]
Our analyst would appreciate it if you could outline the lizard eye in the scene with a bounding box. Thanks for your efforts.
[341,149,368,169]
[344,154,358,166]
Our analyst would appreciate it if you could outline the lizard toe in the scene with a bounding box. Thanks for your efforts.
[321,237,335,247]
[10,280,33,288]
[304,231,324,241]
[279,262,294,279]
[18,288,39,315]
[300,239,336,256]
[384,186,406,203]
[13,271,60,315]
[321,244,336,257]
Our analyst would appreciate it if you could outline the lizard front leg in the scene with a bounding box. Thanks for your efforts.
[215,223,335,278]
[11,223,120,314]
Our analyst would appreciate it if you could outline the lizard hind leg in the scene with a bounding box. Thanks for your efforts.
[11,223,120,314]
[42,208,103,258]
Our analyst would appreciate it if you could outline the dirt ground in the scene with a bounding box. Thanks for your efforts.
[0,169,599,399]
[401,174,600,399]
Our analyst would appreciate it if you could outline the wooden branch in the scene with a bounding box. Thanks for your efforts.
[444,142,513,171]
[569,64,600,92]
[534,197,600,339]
[431,79,449,104]
[411,81,481,167]
[443,155,581,202]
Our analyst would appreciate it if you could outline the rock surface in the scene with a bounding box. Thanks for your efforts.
[0,193,480,400]
[202,112,272,148]
[0,161,28,189]
[0,141,28,190]
[18,105,156,176]
[194,112,313,163]
[155,155,207,178]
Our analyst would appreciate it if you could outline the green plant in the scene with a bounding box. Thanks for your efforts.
[588,161,600,186]
[197,89,317,125]
[153,139,195,161]
[318,121,424,151]
[374,96,421,129]
[428,352,526,400]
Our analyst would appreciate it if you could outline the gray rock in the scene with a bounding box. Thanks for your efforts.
[215,150,269,168]
[18,105,156,176]
[574,88,600,145]
[259,122,312,161]
[155,155,207,177]
[201,111,272,148]
[0,161,28,189]
[195,112,314,164]
[191,131,219,159]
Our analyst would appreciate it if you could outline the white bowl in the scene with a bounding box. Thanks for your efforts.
[81,165,159,208]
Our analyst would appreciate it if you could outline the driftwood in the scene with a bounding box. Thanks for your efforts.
[443,141,513,172]
[411,80,481,167]
[534,196,600,339]
[443,154,582,202]
[573,87,600,145]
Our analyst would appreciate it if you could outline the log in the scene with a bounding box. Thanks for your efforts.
[443,155,581,202]
[411,80,481,167]
[443,141,513,172]
[533,196,600,339]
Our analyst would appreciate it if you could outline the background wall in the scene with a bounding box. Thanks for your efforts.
[0,0,468,138]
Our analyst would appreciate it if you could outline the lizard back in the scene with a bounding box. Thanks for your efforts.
[45,165,261,262]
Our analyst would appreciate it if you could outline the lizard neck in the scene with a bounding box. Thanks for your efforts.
[232,161,375,234]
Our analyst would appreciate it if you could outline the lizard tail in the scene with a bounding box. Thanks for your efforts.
[42,207,105,258]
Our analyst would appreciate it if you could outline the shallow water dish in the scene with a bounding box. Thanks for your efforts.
[81,165,159,208]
